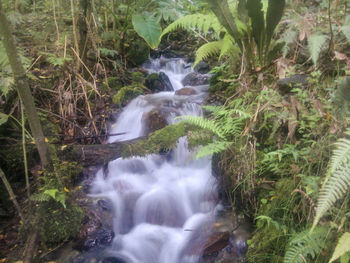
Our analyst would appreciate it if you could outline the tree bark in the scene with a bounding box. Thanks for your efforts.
[0,1,51,169]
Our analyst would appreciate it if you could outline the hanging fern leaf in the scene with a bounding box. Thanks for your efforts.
[313,128,350,228]
[196,140,232,159]
[161,13,223,39]
[341,16,350,44]
[194,41,222,67]
[284,227,327,263]
[219,34,240,59]
[329,232,350,263]
[178,115,225,139]
[307,33,328,66]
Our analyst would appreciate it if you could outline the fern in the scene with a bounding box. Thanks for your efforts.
[307,33,328,66]
[193,41,221,67]
[178,115,225,139]
[219,34,240,59]
[312,128,350,228]
[196,140,232,159]
[161,13,223,38]
[329,232,350,263]
[284,227,327,263]
[341,15,350,44]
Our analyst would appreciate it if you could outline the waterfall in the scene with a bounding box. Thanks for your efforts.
[89,57,218,263]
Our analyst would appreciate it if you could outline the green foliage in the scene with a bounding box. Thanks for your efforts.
[284,227,327,263]
[0,112,8,126]
[307,33,328,66]
[161,13,223,38]
[132,12,162,49]
[193,41,221,67]
[313,128,350,228]
[329,232,350,263]
[40,52,72,67]
[112,85,144,107]
[341,16,350,44]
[43,189,66,208]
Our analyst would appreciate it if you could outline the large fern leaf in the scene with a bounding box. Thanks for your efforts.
[307,33,328,66]
[161,13,223,38]
[313,128,350,228]
[196,140,232,159]
[194,41,222,67]
[329,232,350,263]
[178,115,225,139]
[284,227,327,263]
[219,34,240,59]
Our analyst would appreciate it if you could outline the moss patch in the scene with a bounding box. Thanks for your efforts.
[112,85,144,107]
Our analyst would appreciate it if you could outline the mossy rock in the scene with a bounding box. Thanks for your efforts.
[127,38,150,66]
[41,202,83,244]
[100,77,124,93]
[131,72,145,84]
[112,85,144,107]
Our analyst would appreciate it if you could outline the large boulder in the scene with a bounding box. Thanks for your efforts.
[182,72,210,86]
[175,87,197,96]
[142,109,168,135]
[277,74,309,95]
[145,72,173,92]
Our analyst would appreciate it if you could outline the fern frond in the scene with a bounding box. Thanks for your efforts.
[178,115,225,139]
[307,33,328,66]
[30,193,51,202]
[284,227,327,263]
[193,41,222,67]
[161,13,223,38]
[313,129,350,228]
[341,16,350,44]
[329,232,350,263]
[196,140,232,159]
[219,34,240,59]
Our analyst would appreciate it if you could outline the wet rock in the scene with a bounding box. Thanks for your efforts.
[194,61,210,74]
[175,87,197,96]
[145,72,174,92]
[202,231,230,257]
[141,109,168,135]
[83,229,115,251]
[277,74,309,95]
[182,72,210,86]
[102,257,128,263]
[98,199,113,212]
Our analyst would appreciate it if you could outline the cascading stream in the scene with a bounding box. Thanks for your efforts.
[89,57,218,263]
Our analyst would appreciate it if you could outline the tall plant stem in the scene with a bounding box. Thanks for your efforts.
[71,0,80,69]
[0,168,25,222]
[0,1,51,169]
[21,100,30,200]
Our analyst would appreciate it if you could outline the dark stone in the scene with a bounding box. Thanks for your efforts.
[277,74,309,95]
[98,199,113,212]
[102,257,128,263]
[142,109,168,135]
[202,232,230,257]
[159,72,173,91]
[127,39,150,66]
[194,61,210,74]
[175,87,197,96]
[150,49,161,59]
[82,229,114,250]
[145,72,174,93]
[182,72,210,86]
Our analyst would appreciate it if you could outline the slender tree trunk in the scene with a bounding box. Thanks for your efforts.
[0,1,51,169]
[0,168,25,222]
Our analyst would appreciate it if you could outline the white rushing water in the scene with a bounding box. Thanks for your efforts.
[90,57,218,263]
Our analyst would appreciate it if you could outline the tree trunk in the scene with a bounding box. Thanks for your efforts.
[0,1,51,169]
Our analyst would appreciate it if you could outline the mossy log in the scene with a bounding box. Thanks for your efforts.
[60,123,189,166]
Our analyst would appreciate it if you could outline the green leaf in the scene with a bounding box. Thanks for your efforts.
[342,16,350,44]
[265,0,285,51]
[307,33,328,66]
[44,189,59,199]
[247,0,265,57]
[43,189,66,208]
[132,13,162,49]
[194,41,221,67]
[0,112,8,126]
[330,233,350,263]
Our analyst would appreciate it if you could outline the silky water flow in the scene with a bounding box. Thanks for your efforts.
[89,57,220,263]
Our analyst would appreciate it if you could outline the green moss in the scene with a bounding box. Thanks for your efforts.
[41,201,83,244]
[121,123,189,157]
[112,85,144,107]
[131,72,145,84]
[101,76,124,93]
[127,38,150,65]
